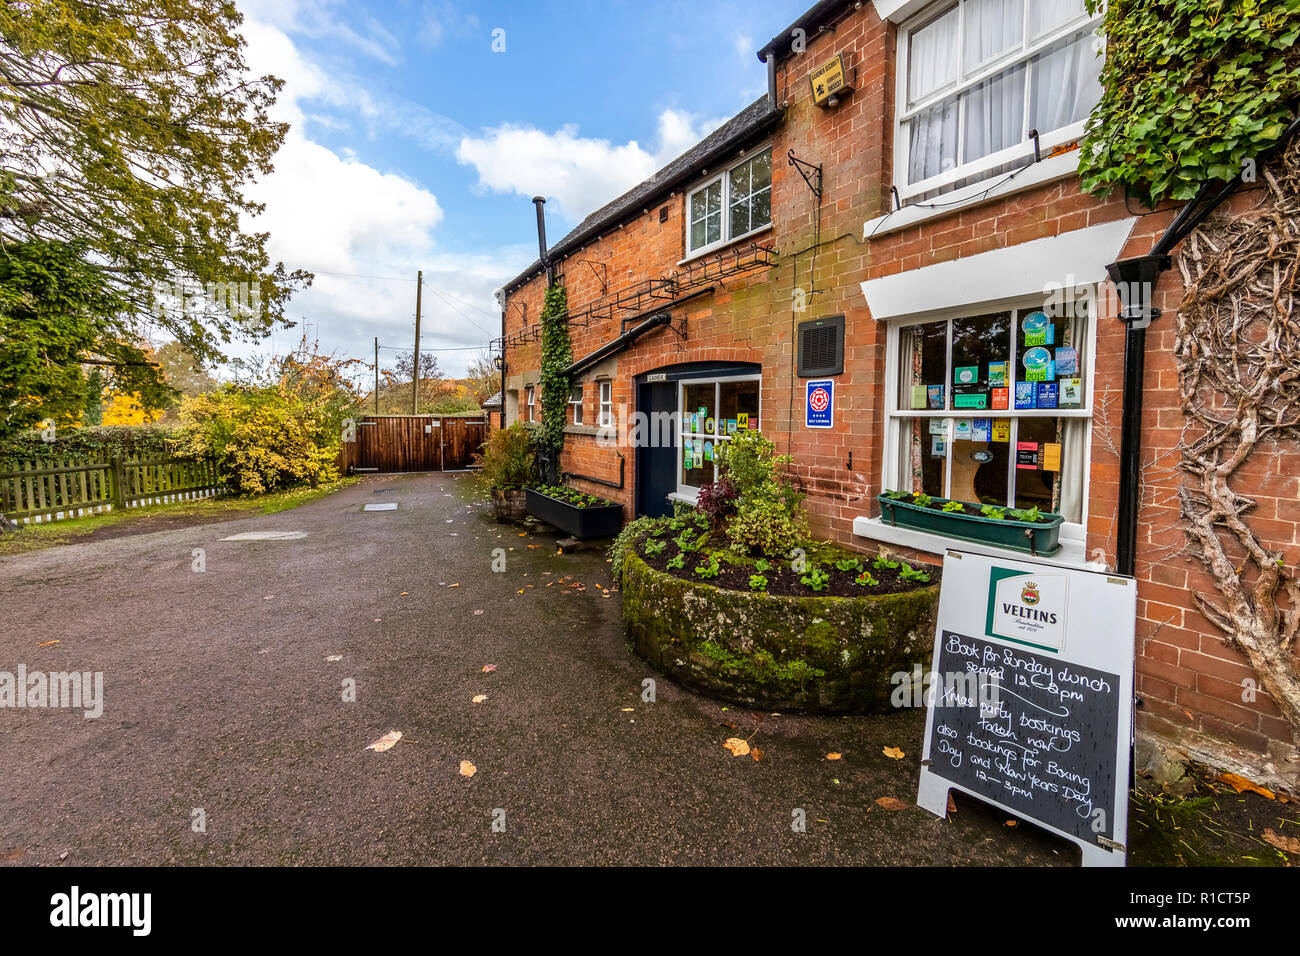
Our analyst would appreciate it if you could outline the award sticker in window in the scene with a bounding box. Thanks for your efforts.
[1043,442,1062,472]
[1016,442,1040,470]
[972,418,992,442]
[704,441,714,462]
[991,387,1009,410]
[737,412,749,429]
[931,437,947,458]
[955,366,978,386]
[706,417,715,435]
[927,384,945,409]
[1022,311,1055,347]
[1055,347,1078,376]
[1060,378,1083,407]
[953,419,973,441]
[1022,346,1054,383]
[727,419,737,435]
[928,418,950,437]
[992,419,1011,443]
[988,361,1007,387]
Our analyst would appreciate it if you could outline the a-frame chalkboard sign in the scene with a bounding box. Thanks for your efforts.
[917,549,1137,867]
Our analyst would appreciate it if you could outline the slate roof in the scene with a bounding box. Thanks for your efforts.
[501,96,781,294]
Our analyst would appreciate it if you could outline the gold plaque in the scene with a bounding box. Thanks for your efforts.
[810,54,851,106]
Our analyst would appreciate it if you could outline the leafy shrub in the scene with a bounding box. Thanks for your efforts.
[0,424,183,464]
[941,500,964,513]
[980,504,1006,521]
[666,553,685,570]
[854,571,879,587]
[696,476,739,526]
[873,553,899,572]
[694,556,721,579]
[178,384,341,495]
[643,538,666,558]
[800,567,830,592]
[753,558,772,574]
[899,562,932,584]
[610,515,667,580]
[726,490,808,559]
[834,557,861,573]
[748,574,768,591]
[474,423,536,492]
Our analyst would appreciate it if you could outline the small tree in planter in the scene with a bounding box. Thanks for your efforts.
[474,423,536,522]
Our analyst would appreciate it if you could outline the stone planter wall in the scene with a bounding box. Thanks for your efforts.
[622,552,940,713]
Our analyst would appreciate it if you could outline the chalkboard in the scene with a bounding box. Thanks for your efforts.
[917,550,1136,867]
[926,630,1120,844]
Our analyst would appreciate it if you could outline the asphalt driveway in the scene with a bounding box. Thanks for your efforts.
[0,473,1068,865]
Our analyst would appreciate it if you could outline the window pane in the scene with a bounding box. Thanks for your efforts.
[901,418,947,497]
[949,418,1011,506]
[751,187,771,229]
[899,319,948,410]
[730,196,751,238]
[1013,416,1083,521]
[963,0,1024,71]
[705,181,722,214]
[908,5,959,105]
[690,190,708,221]
[1012,306,1085,409]
[705,211,721,245]
[950,311,1012,412]
[961,62,1026,163]
[749,150,771,191]
[907,97,959,182]
[1029,29,1103,134]
[730,158,751,197]
[718,380,760,436]
[1029,0,1088,37]
[690,218,706,250]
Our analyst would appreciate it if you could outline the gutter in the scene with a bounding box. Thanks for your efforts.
[757,0,855,66]
[562,287,715,379]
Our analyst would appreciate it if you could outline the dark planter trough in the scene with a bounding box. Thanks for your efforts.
[525,487,624,539]
[877,493,1063,556]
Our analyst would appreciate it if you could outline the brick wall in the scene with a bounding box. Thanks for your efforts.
[499,0,1299,771]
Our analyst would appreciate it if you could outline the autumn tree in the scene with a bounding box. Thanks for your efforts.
[0,0,310,365]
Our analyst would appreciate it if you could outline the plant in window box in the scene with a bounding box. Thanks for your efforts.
[525,481,624,540]
[877,489,1064,556]
[474,422,536,523]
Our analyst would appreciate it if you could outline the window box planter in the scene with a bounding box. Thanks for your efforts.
[877,493,1063,556]
[526,486,624,539]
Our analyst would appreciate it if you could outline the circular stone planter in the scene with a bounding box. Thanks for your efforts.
[622,551,939,713]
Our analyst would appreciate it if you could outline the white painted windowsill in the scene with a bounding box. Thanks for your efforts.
[862,151,1079,242]
[852,515,1108,572]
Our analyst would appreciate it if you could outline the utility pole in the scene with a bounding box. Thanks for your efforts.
[411,270,423,414]
[374,337,380,414]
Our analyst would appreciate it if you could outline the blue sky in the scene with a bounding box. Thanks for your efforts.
[229,0,810,376]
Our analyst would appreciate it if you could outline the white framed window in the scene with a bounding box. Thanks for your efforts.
[568,385,584,425]
[685,146,772,256]
[677,375,762,497]
[895,0,1103,201]
[526,385,536,422]
[598,381,613,427]
[882,293,1095,538]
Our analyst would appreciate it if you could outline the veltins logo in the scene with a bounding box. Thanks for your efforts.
[985,568,1068,652]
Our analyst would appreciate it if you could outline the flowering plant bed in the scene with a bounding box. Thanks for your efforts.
[878,491,1063,556]
[525,484,623,539]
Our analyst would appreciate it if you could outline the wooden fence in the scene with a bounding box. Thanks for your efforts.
[0,456,225,525]
[342,415,490,473]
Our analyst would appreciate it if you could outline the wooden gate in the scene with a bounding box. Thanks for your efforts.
[352,415,489,473]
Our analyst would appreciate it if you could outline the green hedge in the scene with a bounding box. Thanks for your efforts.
[0,425,185,463]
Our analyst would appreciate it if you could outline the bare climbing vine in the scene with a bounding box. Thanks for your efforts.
[1175,136,1300,742]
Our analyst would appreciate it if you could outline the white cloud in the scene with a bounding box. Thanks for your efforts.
[455,109,729,224]
[734,33,753,60]
[228,4,525,376]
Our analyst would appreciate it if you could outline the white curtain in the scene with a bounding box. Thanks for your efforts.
[907,6,959,103]
[1031,30,1104,133]
[1030,0,1088,37]
[963,0,1023,68]
[964,62,1026,163]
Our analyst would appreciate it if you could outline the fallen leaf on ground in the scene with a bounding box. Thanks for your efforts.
[720,720,738,730]
[1217,772,1275,799]
[365,731,402,752]
[621,707,634,712]
[947,794,957,813]
[1,848,26,861]
[37,640,59,648]
[324,655,343,662]
[474,609,484,615]
[1004,820,1018,828]
[826,752,842,760]
[875,797,911,810]
[751,747,766,762]
[723,738,751,757]
[446,583,460,588]
[459,760,477,778]
[1262,828,1300,854]
[883,746,905,760]
[481,664,497,673]
[472,695,488,704]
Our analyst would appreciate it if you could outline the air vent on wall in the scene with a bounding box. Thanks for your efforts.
[797,315,844,377]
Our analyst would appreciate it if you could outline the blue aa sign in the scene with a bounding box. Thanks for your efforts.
[806,379,834,428]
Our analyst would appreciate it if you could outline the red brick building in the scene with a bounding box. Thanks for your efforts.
[497,0,1298,782]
